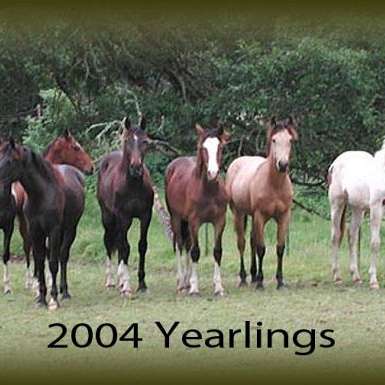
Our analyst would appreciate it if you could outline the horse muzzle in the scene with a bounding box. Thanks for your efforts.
[277,160,289,173]
[129,165,144,178]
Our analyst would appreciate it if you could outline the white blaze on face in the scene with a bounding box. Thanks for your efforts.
[203,137,220,180]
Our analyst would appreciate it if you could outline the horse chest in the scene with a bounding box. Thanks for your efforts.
[256,193,291,217]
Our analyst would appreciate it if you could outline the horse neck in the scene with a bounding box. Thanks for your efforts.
[19,154,56,200]
[266,153,288,187]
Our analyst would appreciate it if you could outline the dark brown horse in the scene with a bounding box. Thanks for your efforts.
[165,123,230,296]
[97,117,154,296]
[0,139,86,309]
[12,130,94,290]
[0,137,16,294]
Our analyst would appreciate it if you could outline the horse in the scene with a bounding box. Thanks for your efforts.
[0,139,86,309]
[327,141,385,289]
[0,137,16,294]
[165,123,230,296]
[97,117,154,297]
[12,129,94,291]
[226,117,298,289]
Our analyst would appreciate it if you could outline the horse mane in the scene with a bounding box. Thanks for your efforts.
[25,147,57,182]
[42,138,57,157]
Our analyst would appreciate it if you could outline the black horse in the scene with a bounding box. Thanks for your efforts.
[0,138,16,294]
[0,139,85,309]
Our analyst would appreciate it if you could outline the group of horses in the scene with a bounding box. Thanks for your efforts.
[0,116,384,309]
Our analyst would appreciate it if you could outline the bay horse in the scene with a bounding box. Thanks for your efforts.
[97,117,154,296]
[328,142,385,289]
[165,123,230,296]
[0,137,16,294]
[12,129,94,292]
[226,117,298,289]
[0,139,86,309]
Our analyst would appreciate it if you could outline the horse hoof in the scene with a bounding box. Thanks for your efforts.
[189,291,200,297]
[35,299,48,308]
[3,288,11,295]
[120,290,132,298]
[105,283,115,289]
[136,286,147,294]
[48,298,59,311]
[277,283,288,290]
[237,280,248,288]
[334,278,343,286]
[61,293,72,300]
[255,282,264,290]
[214,290,224,297]
[353,278,362,285]
[370,282,380,290]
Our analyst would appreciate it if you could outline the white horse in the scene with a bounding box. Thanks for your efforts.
[328,141,385,289]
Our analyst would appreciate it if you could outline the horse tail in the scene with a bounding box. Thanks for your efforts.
[152,184,174,244]
[339,203,347,246]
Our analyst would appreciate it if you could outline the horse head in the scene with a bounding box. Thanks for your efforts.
[267,116,298,173]
[0,138,25,184]
[121,116,151,179]
[196,119,230,181]
[44,129,94,174]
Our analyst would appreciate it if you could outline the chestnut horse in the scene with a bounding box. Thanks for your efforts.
[0,137,16,294]
[328,142,385,289]
[165,124,230,296]
[97,117,154,296]
[226,117,298,289]
[0,139,86,309]
[12,129,93,291]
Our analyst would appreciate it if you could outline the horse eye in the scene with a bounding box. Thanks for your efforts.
[272,139,276,143]
[73,145,80,152]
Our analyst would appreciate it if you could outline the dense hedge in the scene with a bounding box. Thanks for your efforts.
[1,15,385,191]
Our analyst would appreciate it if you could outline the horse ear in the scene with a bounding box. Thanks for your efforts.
[63,128,71,139]
[270,116,277,129]
[220,130,231,144]
[9,137,16,149]
[121,117,132,139]
[195,123,205,137]
[289,127,299,141]
[139,115,147,131]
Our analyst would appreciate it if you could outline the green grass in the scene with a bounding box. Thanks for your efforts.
[1,187,385,382]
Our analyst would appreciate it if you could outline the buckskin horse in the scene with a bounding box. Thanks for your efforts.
[0,139,86,309]
[226,117,298,289]
[97,116,154,297]
[328,141,385,289]
[165,123,230,296]
[12,129,93,292]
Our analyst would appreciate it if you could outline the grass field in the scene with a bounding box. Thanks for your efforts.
[1,186,385,383]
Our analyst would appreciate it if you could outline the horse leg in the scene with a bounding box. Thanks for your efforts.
[276,211,290,289]
[59,227,76,299]
[171,215,186,292]
[2,221,14,294]
[189,219,201,296]
[252,212,265,289]
[102,212,117,288]
[330,199,345,283]
[213,216,226,296]
[183,223,192,290]
[32,231,47,307]
[233,211,247,287]
[117,219,132,297]
[47,227,61,310]
[137,211,152,292]
[19,212,33,289]
[348,207,363,284]
[368,202,382,289]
